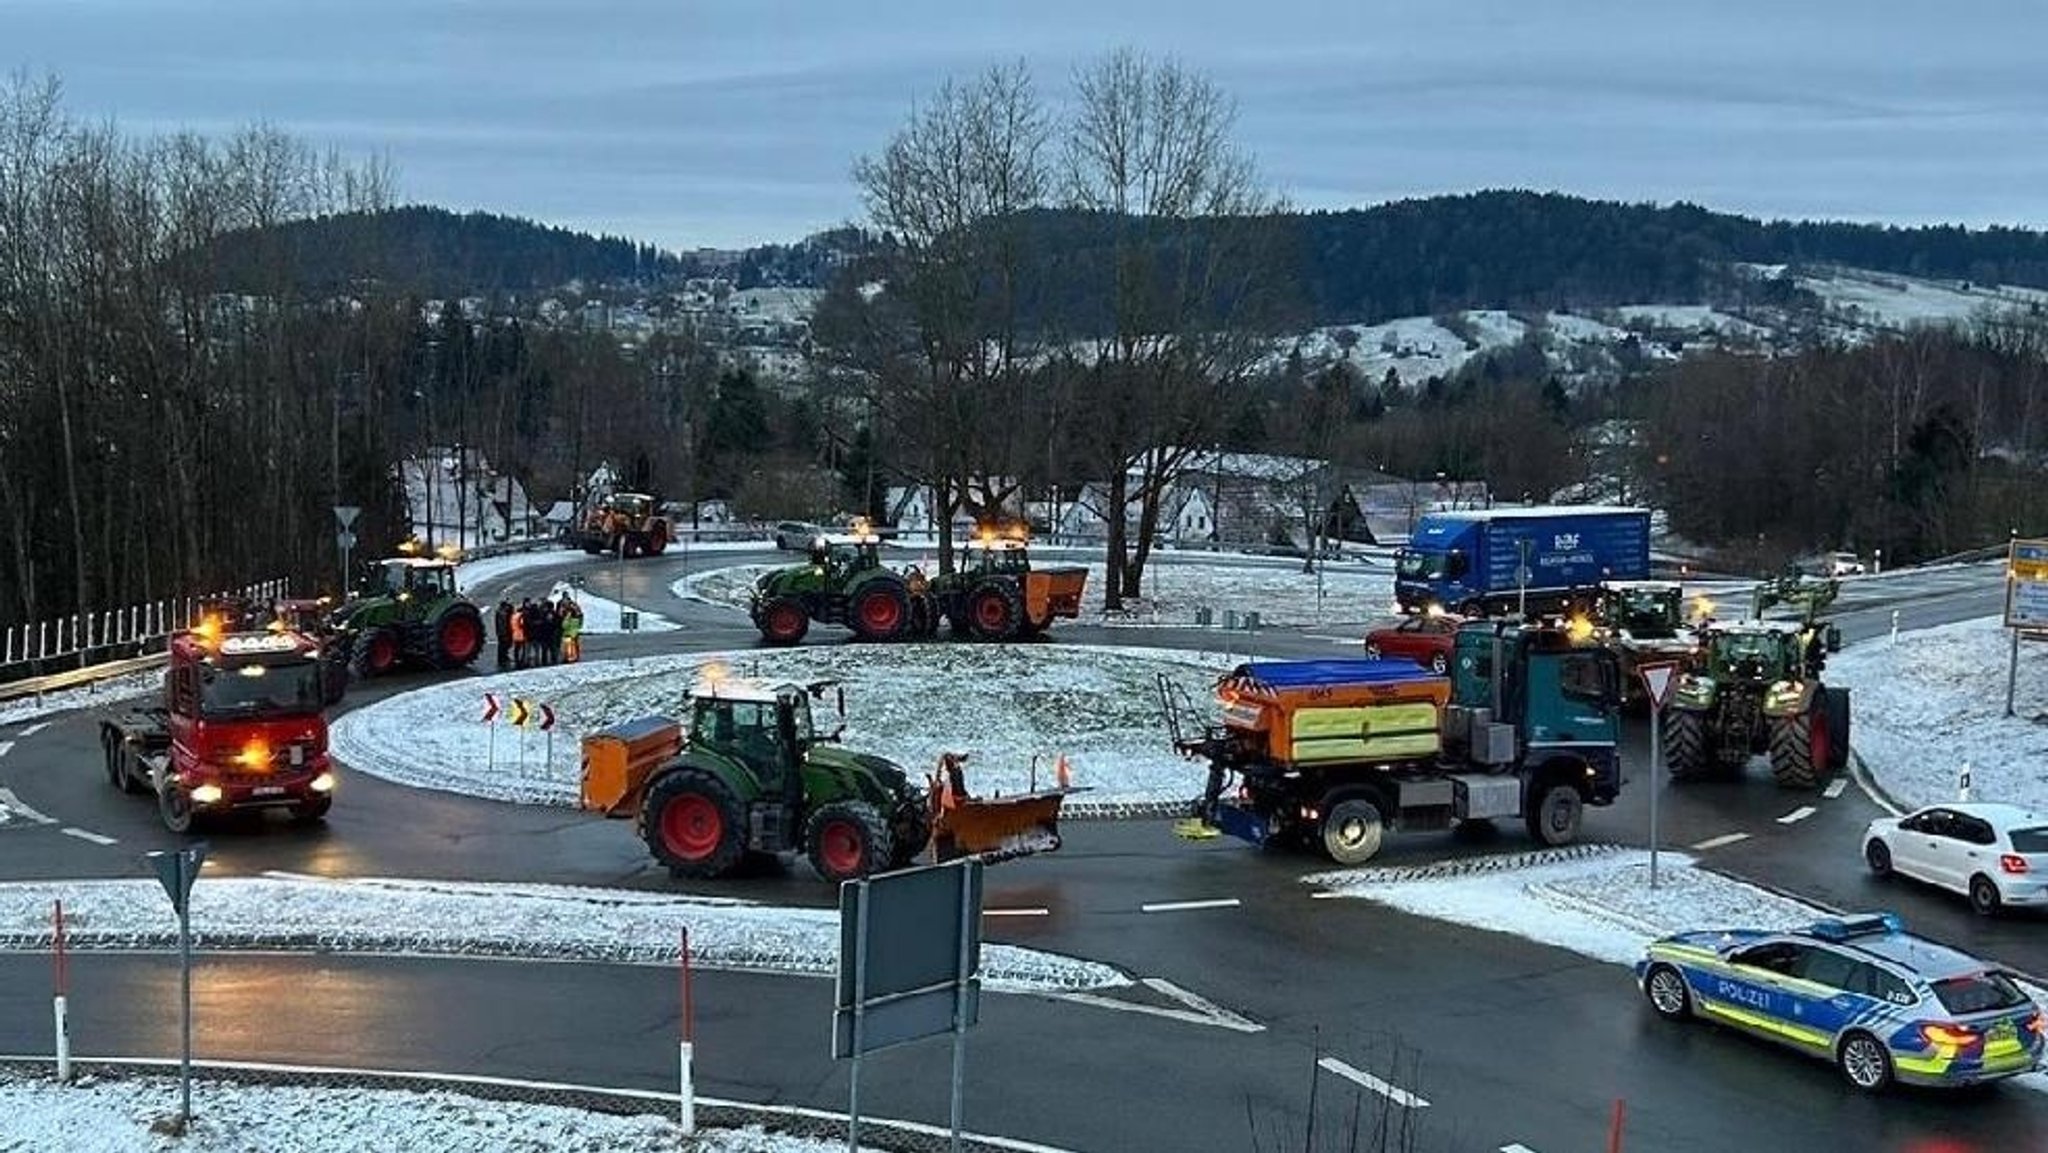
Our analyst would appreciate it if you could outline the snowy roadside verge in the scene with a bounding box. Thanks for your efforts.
[1308,846,2048,1091]
[1824,615,2048,812]
[0,875,1127,995]
[328,644,1232,812]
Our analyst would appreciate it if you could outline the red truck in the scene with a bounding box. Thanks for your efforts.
[99,621,343,832]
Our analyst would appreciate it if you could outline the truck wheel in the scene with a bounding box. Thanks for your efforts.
[1525,782,1584,846]
[1319,798,1386,866]
[805,800,894,883]
[432,605,485,668]
[158,783,196,834]
[1767,706,1825,790]
[643,769,747,879]
[351,628,399,678]
[969,584,1022,641]
[291,796,332,825]
[103,732,144,795]
[1823,686,1851,773]
[756,598,810,646]
[1662,709,1710,782]
[850,583,910,642]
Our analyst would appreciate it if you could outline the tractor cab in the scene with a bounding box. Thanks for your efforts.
[1696,620,1817,683]
[955,526,1034,576]
[1594,580,1685,641]
[365,558,459,604]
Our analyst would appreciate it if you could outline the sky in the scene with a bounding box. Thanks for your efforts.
[6,0,2046,251]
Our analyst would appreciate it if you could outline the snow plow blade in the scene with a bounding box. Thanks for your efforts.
[931,791,1069,864]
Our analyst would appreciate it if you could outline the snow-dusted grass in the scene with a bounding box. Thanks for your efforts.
[0,668,162,728]
[1825,615,2048,812]
[0,1071,844,1153]
[329,644,1234,807]
[0,875,1125,993]
[676,561,1394,628]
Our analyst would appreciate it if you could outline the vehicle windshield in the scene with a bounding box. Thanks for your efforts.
[1931,971,2030,1015]
[1617,591,1679,634]
[613,494,652,516]
[1396,550,1447,579]
[2008,827,2048,853]
[200,660,326,716]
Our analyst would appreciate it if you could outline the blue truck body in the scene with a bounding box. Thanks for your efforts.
[1394,506,1651,616]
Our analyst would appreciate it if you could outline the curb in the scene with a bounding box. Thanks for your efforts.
[0,1057,1078,1153]
[1846,747,1908,817]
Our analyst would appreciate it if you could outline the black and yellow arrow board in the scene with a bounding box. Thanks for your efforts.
[503,699,557,730]
[508,699,530,727]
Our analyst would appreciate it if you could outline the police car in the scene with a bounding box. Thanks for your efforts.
[1636,912,2044,1091]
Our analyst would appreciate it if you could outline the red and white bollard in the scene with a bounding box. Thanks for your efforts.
[53,900,71,1083]
[679,927,696,1135]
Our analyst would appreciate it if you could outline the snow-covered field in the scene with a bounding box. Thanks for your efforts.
[0,874,1123,993]
[675,561,1394,628]
[1826,615,2048,812]
[330,644,1234,808]
[0,1072,844,1153]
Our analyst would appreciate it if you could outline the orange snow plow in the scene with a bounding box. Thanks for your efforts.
[927,752,1074,864]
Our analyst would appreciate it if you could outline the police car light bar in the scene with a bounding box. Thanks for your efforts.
[1807,912,1904,941]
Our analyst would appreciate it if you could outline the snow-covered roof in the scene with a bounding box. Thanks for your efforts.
[692,677,794,704]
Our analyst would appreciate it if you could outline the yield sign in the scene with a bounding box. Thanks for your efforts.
[1638,663,1681,709]
[333,505,361,529]
[537,703,556,731]
[481,693,500,723]
[509,698,531,727]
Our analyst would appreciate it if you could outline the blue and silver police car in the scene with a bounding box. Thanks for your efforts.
[1635,912,2045,1091]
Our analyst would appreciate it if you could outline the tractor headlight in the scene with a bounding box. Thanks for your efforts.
[1765,680,1806,712]
[190,784,225,806]
[1671,674,1716,708]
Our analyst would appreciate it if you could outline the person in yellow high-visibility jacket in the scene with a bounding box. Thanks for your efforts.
[560,597,584,662]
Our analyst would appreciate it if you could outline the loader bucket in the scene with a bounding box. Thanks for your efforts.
[931,790,1069,864]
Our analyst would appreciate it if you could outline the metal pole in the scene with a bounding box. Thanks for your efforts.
[1648,703,1662,890]
[2007,624,2020,719]
[52,900,69,1083]
[1518,539,1530,619]
[179,855,193,1125]
[949,864,973,1153]
[847,881,869,1153]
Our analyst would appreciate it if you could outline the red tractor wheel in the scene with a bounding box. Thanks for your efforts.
[662,793,724,860]
[804,800,892,883]
[757,597,810,645]
[851,584,908,641]
[643,769,746,879]
[434,607,485,667]
[352,628,399,677]
[969,584,1022,640]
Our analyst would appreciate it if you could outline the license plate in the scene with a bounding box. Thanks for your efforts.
[253,786,286,797]
[1991,1020,2018,1042]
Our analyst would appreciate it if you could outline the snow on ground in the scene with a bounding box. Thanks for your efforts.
[676,561,1394,629]
[457,549,679,633]
[0,668,162,728]
[0,1071,841,1153]
[1611,304,1771,340]
[330,644,1234,808]
[1826,615,2048,813]
[0,875,1124,993]
[1796,268,2048,331]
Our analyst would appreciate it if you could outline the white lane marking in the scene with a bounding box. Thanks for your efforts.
[1689,832,1751,851]
[1316,1057,1430,1108]
[0,740,13,759]
[1049,989,1266,1034]
[1308,890,1348,900]
[60,827,116,846]
[0,786,54,824]
[1140,898,1241,913]
[1305,635,1363,645]
[1777,806,1818,825]
[1501,1145,1542,1153]
[16,723,49,737]
[983,907,1050,918]
[1824,779,1848,800]
[1141,977,1264,1031]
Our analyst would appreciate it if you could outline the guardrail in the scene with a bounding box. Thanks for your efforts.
[0,578,289,689]
[0,652,167,706]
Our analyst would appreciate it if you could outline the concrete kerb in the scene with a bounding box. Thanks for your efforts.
[0,1056,1080,1153]
[1846,747,1908,818]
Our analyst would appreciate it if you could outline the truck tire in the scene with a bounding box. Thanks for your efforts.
[103,731,144,795]
[756,597,810,645]
[849,582,910,642]
[1319,798,1386,866]
[1767,705,1826,790]
[291,796,332,825]
[158,781,196,834]
[969,583,1023,641]
[431,604,485,668]
[643,768,747,880]
[351,628,399,678]
[1823,686,1851,773]
[1525,781,1584,846]
[805,800,894,883]
[1662,709,1711,782]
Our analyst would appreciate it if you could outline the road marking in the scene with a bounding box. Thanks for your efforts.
[1050,989,1266,1033]
[983,907,1050,918]
[0,740,12,759]
[1140,898,1240,914]
[15,723,49,738]
[1316,1057,1430,1108]
[0,786,54,825]
[1777,805,1818,825]
[1689,832,1751,851]
[1140,977,1264,1031]
[1501,1145,1542,1153]
[1308,890,1348,900]
[60,827,116,846]
[1305,635,1363,645]
[1824,779,1848,799]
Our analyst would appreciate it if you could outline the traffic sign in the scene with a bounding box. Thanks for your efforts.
[1638,663,1681,709]
[2008,538,2048,628]
[481,693,500,723]
[333,505,361,529]
[336,529,357,551]
[510,698,530,727]
[147,843,208,917]
[538,703,556,731]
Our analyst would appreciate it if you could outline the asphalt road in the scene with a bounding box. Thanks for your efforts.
[1,549,2040,1152]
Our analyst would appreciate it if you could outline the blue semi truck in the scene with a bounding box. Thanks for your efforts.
[1394,506,1651,616]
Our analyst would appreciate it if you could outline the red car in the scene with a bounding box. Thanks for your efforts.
[1363,614,1464,674]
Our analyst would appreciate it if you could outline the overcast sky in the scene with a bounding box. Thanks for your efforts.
[7,0,2045,250]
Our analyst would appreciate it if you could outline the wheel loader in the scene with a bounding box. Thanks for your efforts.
[578,676,1071,883]
[567,491,672,557]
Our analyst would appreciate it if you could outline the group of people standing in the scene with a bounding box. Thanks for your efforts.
[495,595,584,668]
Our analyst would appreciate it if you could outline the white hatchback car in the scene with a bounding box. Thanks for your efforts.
[1864,802,2048,916]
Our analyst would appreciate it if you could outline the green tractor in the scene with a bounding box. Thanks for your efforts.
[1589,580,1702,710]
[1661,617,1850,789]
[748,526,937,645]
[329,556,488,677]
[925,532,1089,641]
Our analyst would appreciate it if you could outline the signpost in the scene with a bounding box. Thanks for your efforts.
[1637,663,1680,890]
[834,859,984,1152]
[146,842,209,1128]
[333,505,361,590]
[2003,538,2048,718]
